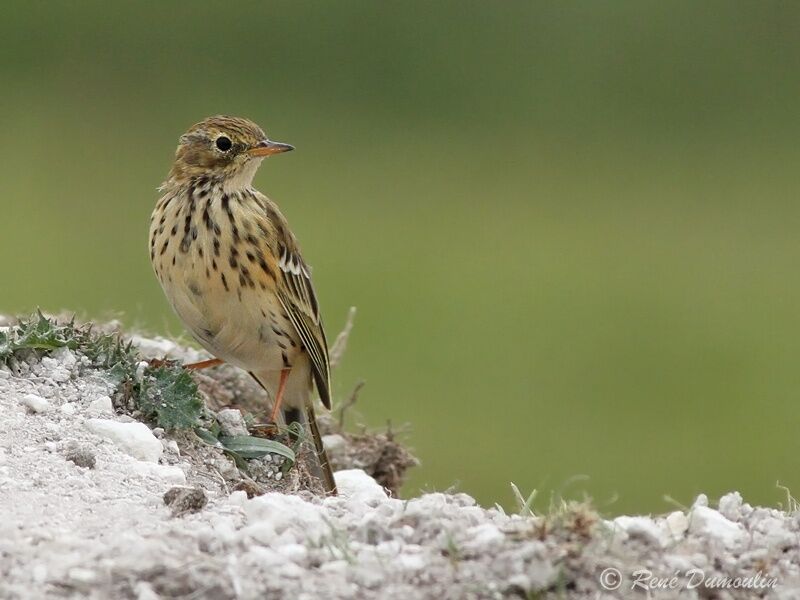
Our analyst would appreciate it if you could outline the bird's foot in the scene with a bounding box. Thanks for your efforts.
[249,422,281,438]
[147,357,224,370]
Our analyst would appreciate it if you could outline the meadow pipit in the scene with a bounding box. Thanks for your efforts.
[149,116,336,494]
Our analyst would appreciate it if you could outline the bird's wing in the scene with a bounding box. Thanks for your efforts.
[272,219,332,409]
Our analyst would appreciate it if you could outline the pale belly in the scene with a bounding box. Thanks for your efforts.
[166,268,282,370]
[160,265,311,407]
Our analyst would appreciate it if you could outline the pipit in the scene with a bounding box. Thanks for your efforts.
[149,115,336,494]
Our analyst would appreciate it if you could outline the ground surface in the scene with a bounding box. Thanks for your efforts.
[1,322,799,599]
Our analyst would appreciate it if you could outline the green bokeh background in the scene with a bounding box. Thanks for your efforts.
[3,2,800,515]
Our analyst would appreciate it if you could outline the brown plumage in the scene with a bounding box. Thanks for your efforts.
[149,115,336,494]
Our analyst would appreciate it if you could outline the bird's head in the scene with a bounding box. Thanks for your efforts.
[167,115,293,189]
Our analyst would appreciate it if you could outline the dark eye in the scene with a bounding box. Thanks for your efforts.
[215,136,232,152]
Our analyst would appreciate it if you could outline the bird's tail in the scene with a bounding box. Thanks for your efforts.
[305,403,338,495]
[284,403,337,495]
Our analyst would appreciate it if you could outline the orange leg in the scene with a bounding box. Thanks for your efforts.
[148,357,224,370]
[184,357,224,370]
[269,368,291,423]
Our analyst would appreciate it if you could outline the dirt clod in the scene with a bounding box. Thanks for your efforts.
[63,444,97,469]
[163,486,208,516]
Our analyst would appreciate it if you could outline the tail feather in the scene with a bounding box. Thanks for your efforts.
[302,403,338,495]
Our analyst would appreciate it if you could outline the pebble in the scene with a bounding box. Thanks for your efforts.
[65,445,97,469]
[131,462,186,485]
[663,510,689,539]
[21,394,50,413]
[688,505,745,547]
[41,357,71,382]
[134,361,148,383]
[87,395,114,416]
[614,516,665,547]
[84,418,163,462]
[334,469,387,504]
[163,486,208,516]
[217,408,249,437]
[718,491,743,522]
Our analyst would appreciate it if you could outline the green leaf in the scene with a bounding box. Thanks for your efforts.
[139,366,203,430]
[195,427,221,446]
[219,435,296,463]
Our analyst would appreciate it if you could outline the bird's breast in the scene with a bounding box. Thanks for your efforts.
[149,184,300,373]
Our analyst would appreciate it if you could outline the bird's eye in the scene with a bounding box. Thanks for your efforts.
[215,136,232,152]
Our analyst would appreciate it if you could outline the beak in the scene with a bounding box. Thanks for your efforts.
[247,139,295,157]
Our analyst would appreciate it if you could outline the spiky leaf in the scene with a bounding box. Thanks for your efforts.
[139,366,203,430]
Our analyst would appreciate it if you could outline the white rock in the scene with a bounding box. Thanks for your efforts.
[241,521,278,545]
[41,356,71,382]
[60,402,77,415]
[134,582,161,600]
[217,409,249,437]
[334,469,387,504]
[31,564,48,584]
[244,493,326,541]
[85,419,162,462]
[130,462,186,485]
[506,574,531,593]
[663,511,689,539]
[688,506,745,547]
[87,395,114,416]
[134,361,148,383]
[21,394,50,413]
[128,335,180,359]
[614,516,665,547]
[693,493,709,508]
[718,491,743,522]
[52,347,77,369]
[754,514,795,550]
[322,434,347,452]
[68,568,97,585]
[398,552,426,572]
[281,543,308,563]
[228,490,248,507]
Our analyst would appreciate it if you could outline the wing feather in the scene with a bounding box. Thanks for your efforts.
[276,244,332,409]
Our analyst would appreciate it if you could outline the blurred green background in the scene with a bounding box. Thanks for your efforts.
[2,1,800,515]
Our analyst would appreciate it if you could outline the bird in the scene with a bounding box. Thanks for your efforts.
[149,115,337,494]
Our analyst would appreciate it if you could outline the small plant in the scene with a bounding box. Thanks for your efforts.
[0,311,83,362]
[510,482,538,517]
[138,366,204,430]
[776,482,800,513]
[2,312,206,431]
[4,311,297,471]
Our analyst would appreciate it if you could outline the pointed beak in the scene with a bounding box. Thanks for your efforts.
[247,139,295,157]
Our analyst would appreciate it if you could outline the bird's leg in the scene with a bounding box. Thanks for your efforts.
[184,357,224,370]
[147,357,224,370]
[269,368,291,424]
